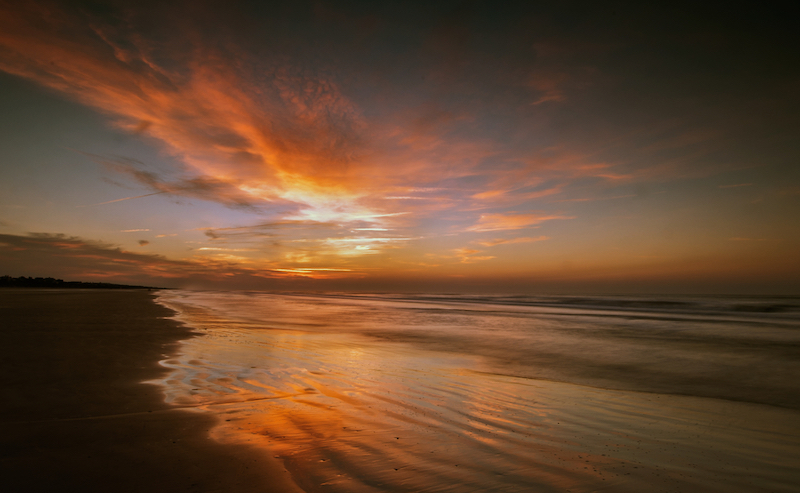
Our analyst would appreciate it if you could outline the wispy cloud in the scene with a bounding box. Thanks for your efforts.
[269,268,354,279]
[197,247,258,252]
[200,220,338,242]
[0,2,642,233]
[320,236,413,255]
[82,154,264,211]
[451,247,495,264]
[3,1,791,286]
[476,236,550,247]
[0,4,370,218]
[466,213,572,232]
[0,232,366,285]
[470,185,563,207]
[554,194,636,203]
[80,192,167,207]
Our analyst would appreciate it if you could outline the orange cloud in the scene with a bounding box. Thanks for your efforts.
[4,2,761,277]
[0,3,371,217]
[269,268,354,279]
[0,3,642,240]
[466,213,572,232]
[0,0,796,298]
[452,247,495,264]
[476,236,550,247]
[471,185,562,204]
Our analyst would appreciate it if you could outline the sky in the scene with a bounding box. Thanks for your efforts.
[0,0,798,294]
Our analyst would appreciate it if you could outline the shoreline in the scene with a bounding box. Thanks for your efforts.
[0,289,302,493]
[154,289,800,493]
[4,288,798,492]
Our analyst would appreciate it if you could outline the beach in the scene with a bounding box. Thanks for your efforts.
[2,289,799,493]
[153,291,800,492]
[0,289,301,493]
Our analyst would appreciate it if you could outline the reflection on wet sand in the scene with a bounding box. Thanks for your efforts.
[151,291,800,492]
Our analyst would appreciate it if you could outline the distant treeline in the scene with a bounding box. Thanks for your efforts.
[0,276,166,290]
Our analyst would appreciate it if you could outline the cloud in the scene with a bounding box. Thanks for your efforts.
[452,247,495,264]
[0,3,368,215]
[3,1,790,279]
[83,154,265,211]
[197,247,257,252]
[138,240,150,246]
[197,220,415,264]
[466,213,572,232]
[471,185,562,206]
[476,236,550,247]
[0,2,635,229]
[200,220,338,242]
[554,194,636,203]
[0,233,210,282]
[0,232,366,285]
[80,191,167,207]
[321,236,412,255]
[269,268,353,279]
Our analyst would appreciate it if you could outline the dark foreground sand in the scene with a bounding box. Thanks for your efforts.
[0,289,302,493]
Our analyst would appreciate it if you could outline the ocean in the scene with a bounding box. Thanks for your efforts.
[152,290,800,492]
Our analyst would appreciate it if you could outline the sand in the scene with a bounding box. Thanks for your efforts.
[0,289,303,493]
[151,290,800,493]
[4,288,798,493]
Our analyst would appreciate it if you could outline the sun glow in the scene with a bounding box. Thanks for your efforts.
[1,1,797,292]
[271,267,354,279]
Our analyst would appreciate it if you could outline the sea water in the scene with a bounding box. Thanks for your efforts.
[152,291,800,492]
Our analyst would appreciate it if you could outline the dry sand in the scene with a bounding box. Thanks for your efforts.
[0,289,303,493]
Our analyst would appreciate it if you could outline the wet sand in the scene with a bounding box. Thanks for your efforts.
[0,289,302,493]
[4,288,797,492]
[152,290,800,493]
